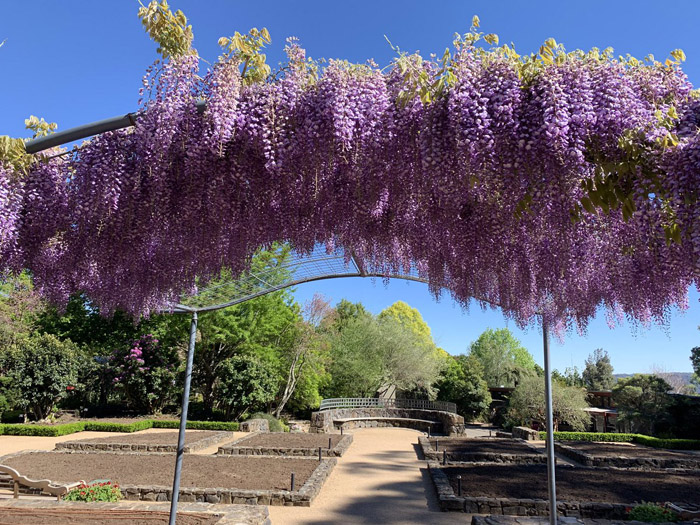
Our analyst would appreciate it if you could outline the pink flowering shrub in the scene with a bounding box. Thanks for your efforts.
[109,334,180,414]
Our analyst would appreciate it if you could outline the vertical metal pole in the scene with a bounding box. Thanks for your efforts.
[542,317,557,525]
[169,311,198,525]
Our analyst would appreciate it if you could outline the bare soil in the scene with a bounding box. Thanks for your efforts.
[0,508,220,524]
[240,433,343,449]
[3,452,319,491]
[443,464,700,504]
[429,438,539,455]
[68,431,219,446]
[562,441,700,459]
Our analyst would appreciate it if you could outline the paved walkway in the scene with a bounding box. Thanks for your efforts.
[268,427,487,525]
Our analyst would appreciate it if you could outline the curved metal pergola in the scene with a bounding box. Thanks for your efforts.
[23,111,559,525]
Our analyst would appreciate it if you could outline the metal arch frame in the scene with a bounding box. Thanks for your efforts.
[23,110,559,525]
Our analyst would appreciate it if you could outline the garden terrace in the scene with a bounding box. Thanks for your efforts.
[1,451,336,506]
[311,407,465,435]
[418,436,546,464]
[218,432,353,457]
[555,441,700,469]
[55,431,234,453]
[429,462,700,517]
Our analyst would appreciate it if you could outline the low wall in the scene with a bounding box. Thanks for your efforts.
[218,434,353,457]
[55,431,234,454]
[429,462,628,518]
[512,427,539,441]
[240,419,269,433]
[555,442,700,470]
[418,436,546,464]
[311,408,465,436]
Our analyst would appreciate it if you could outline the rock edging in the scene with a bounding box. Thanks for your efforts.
[55,431,235,454]
[418,436,546,464]
[218,433,354,457]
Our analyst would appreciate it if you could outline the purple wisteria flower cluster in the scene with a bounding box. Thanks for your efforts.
[1,38,698,334]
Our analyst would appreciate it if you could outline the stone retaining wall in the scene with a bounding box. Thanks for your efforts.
[428,461,629,519]
[218,434,353,457]
[240,419,270,433]
[418,436,546,464]
[512,427,539,441]
[554,442,700,470]
[310,408,465,436]
[55,431,235,454]
[122,457,336,506]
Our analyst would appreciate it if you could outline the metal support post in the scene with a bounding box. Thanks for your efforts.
[543,318,557,525]
[169,311,198,525]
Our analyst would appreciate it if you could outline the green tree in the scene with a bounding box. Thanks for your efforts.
[2,334,82,420]
[333,299,371,332]
[378,301,433,345]
[507,375,590,431]
[552,366,585,388]
[435,354,491,420]
[326,315,443,398]
[214,355,278,420]
[691,344,700,389]
[0,272,42,348]
[468,328,536,387]
[582,348,615,390]
[191,247,301,414]
[108,334,180,414]
[612,374,672,435]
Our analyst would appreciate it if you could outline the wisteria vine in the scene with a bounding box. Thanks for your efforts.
[1,24,699,334]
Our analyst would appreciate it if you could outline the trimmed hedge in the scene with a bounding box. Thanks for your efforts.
[0,422,86,436]
[633,434,700,450]
[539,431,636,442]
[83,420,154,433]
[153,420,239,431]
[0,418,239,437]
[539,431,700,449]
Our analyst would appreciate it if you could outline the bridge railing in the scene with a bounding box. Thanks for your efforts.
[319,397,457,414]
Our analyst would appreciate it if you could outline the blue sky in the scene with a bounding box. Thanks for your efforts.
[1,1,698,373]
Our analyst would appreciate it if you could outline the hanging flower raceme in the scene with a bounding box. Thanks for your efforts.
[7,30,700,334]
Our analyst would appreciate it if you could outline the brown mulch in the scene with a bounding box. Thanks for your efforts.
[562,441,700,459]
[68,431,220,446]
[240,433,343,449]
[443,464,700,504]
[4,453,319,491]
[0,508,220,525]
[429,438,540,455]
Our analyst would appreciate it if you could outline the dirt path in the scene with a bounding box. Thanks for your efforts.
[268,427,481,525]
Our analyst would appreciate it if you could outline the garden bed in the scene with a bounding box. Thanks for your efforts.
[1,450,336,506]
[555,441,700,469]
[0,500,269,524]
[429,462,700,518]
[218,432,353,457]
[418,436,545,464]
[56,431,233,453]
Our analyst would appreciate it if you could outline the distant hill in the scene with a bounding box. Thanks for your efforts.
[614,372,699,394]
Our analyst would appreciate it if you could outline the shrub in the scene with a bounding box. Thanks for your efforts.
[628,502,678,523]
[152,420,239,431]
[538,431,636,442]
[3,334,82,420]
[0,422,86,436]
[214,356,278,420]
[247,412,288,432]
[109,334,180,414]
[633,434,700,450]
[64,481,122,502]
[83,420,154,433]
